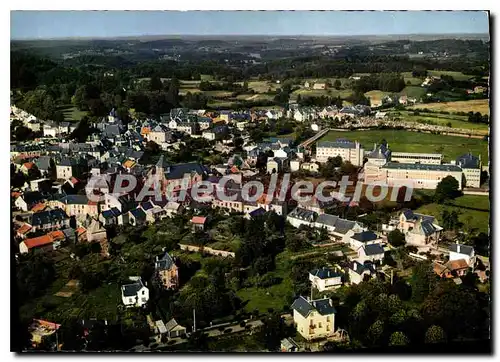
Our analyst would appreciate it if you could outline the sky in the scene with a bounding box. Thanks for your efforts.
[10,11,489,40]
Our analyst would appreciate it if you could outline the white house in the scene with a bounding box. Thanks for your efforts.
[309,268,343,292]
[121,277,149,307]
[348,230,383,250]
[449,243,476,267]
[286,207,317,228]
[356,244,385,264]
[347,261,376,285]
[291,296,336,341]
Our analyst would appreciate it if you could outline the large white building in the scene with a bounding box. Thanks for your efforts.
[315,139,364,166]
[365,162,463,190]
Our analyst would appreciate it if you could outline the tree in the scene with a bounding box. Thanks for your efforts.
[410,261,436,303]
[388,229,406,247]
[367,319,384,346]
[59,320,85,351]
[334,79,342,89]
[434,176,461,203]
[150,75,163,91]
[425,325,447,344]
[388,331,409,346]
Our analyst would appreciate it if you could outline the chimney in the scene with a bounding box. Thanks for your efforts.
[329,299,333,307]
[457,243,460,253]
[373,143,376,151]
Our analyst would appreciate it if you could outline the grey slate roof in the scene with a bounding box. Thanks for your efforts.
[449,243,474,256]
[167,163,210,180]
[382,162,462,172]
[363,244,385,256]
[288,207,317,222]
[317,139,358,149]
[59,194,89,205]
[456,153,481,169]
[334,218,357,234]
[349,261,376,275]
[155,251,175,270]
[316,214,339,227]
[291,296,337,318]
[310,267,342,279]
[31,209,69,226]
[351,230,379,243]
[122,279,144,297]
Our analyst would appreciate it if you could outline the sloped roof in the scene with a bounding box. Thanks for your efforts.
[449,243,474,256]
[155,251,175,270]
[363,244,385,256]
[191,216,207,224]
[121,279,144,297]
[316,214,339,227]
[447,259,469,271]
[310,268,342,279]
[351,230,379,243]
[291,296,336,318]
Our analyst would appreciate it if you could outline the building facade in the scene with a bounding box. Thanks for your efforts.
[316,139,364,166]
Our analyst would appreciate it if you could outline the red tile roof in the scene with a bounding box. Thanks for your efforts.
[48,230,65,241]
[31,203,47,212]
[447,259,469,271]
[17,223,32,235]
[191,216,207,224]
[24,235,54,249]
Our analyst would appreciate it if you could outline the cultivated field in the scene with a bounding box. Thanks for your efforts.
[427,70,475,81]
[321,129,489,162]
[399,86,427,99]
[364,90,390,105]
[409,99,490,115]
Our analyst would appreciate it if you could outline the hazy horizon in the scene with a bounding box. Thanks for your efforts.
[11,11,490,40]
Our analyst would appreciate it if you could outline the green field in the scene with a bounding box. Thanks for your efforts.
[401,72,424,86]
[416,195,490,233]
[292,88,353,99]
[321,129,489,162]
[246,81,280,94]
[399,86,427,99]
[427,70,474,81]
[397,111,489,133]
[58,105,87,122]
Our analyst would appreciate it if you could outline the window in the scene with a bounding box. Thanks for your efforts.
[318,322,322,328]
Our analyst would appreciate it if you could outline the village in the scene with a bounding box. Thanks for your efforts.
[12,99,490,351]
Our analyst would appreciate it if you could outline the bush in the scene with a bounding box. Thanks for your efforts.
[224,328,232,334]
[239,321,246,327]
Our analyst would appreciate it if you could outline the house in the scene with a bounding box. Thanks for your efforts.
[99,207,121,226]
[154,251,179,290]
[309,268,343,292]
[267,157,289,174]
[164,201,183,217]
[121,277,149,307]
[191,216,207,231]
[59,194,99,218]
[291,296,336,341]
[31,209,70,231]
[449,243,476,267]
[347,261,376,285]
[19,230,65,254]
[163,318,187,339]
[357,243,385,264]
[128,208,147,226]
[398,210,442,247]
[280,338,300,352]
[86,219,107,243]
[56,158,78,180]
[433,259,469,278]
[14,191,46,211]
[348,230,383,251]
[286,207,317,228]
